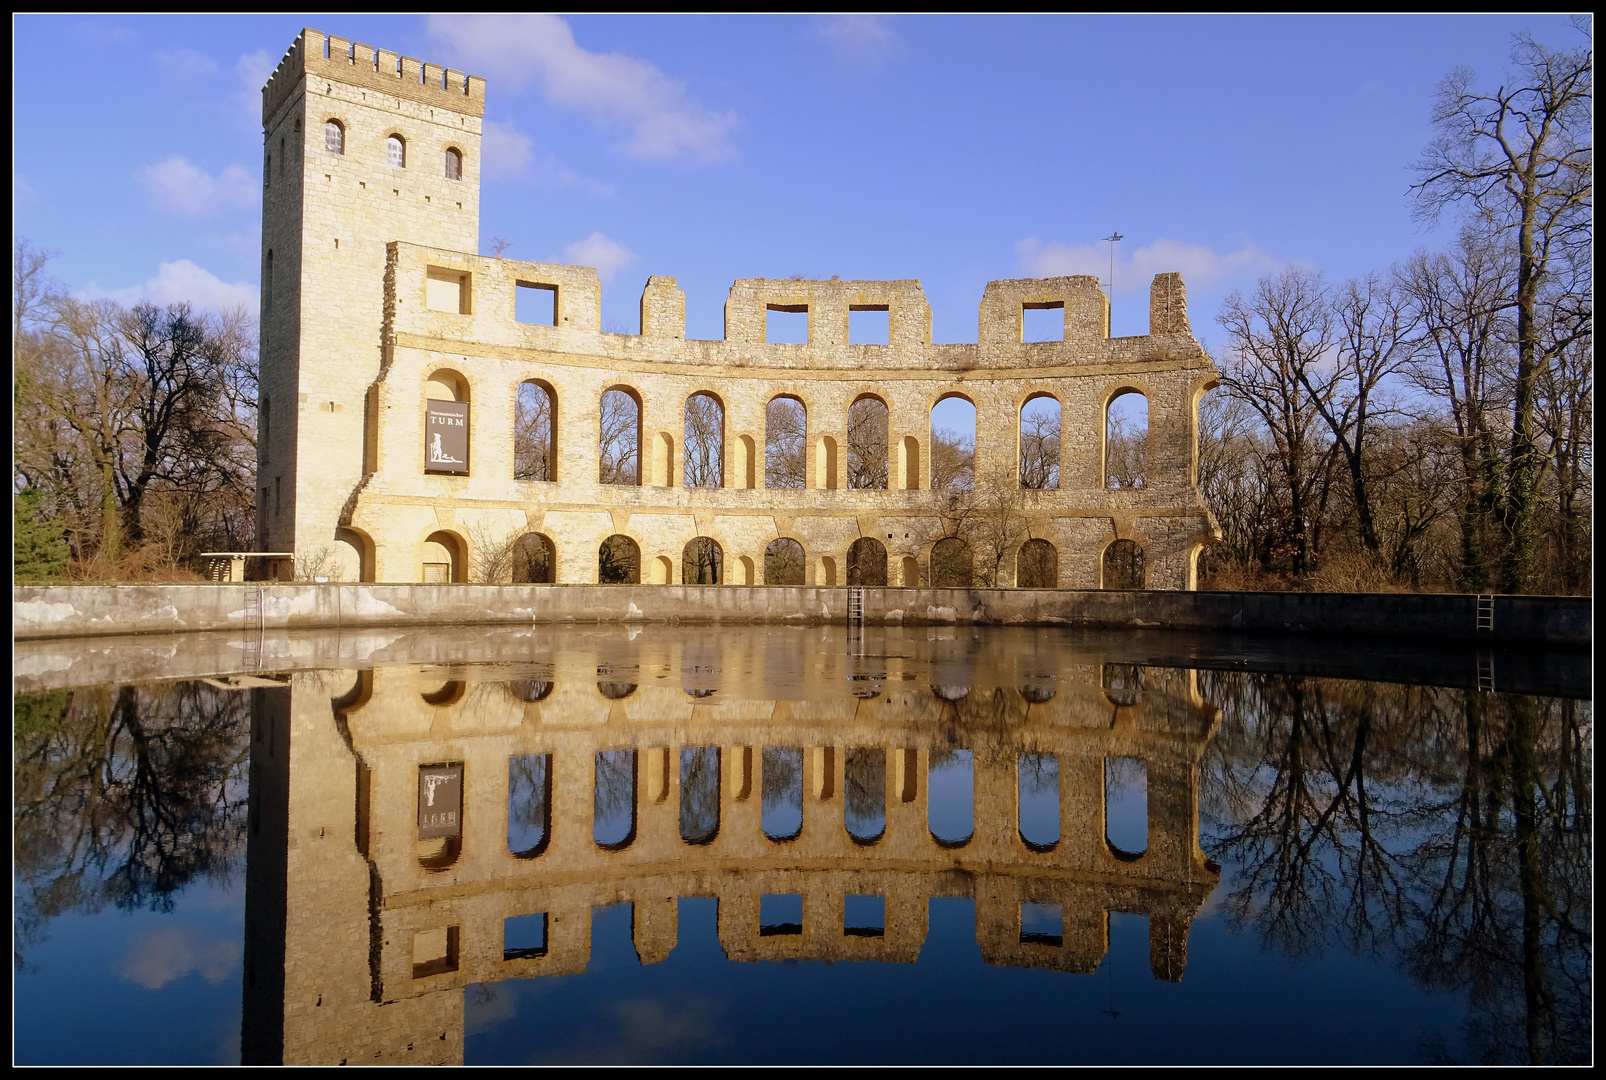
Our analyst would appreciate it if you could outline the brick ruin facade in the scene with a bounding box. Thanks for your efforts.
[259,28,1221,590]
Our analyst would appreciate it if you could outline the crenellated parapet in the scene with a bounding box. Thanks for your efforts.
[262,27,485,128]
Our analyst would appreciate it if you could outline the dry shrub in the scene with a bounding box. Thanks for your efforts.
[66,544,206,583]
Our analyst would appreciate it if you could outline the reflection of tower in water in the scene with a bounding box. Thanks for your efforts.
[243,629,1220,1064]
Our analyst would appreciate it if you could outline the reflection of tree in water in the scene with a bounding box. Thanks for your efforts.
[13,682,250,966]
[1200,672,1591,1064]
[1019,752,1058,797]
[844,748,886,840]
[508,753,550,855]
[679,748,720,844]
[761,747,802,810]
[593,750,636,845]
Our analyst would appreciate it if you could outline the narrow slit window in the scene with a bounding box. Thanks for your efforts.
[445,148,462,180]
[324,120,344,154]
[387,135,406,168]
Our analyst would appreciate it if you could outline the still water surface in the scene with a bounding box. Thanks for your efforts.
[13,626,1591,1064]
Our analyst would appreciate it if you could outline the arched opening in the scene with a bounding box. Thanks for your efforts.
[593,749,637,849]
[1019,394,1062,489]
[683,391,724,488]
[847,537,888,586]
[765,396,807,488]
[679,747,720,845]
[1101,664,1145,707]
[899,555,920,587]
[930,394,976,490]
[599,534,640,584]
[815,434,839,490]
[422,531,465,583]
[1105,757,1149,858]
[846,395,889,489]
[386,133,406,168]
[844,747,886,844]
[323,119,344,154]
[1018,753,1060,851]
[507,753,551,859]
[927,749,974,847]
[652,554,674,584]
[651,431,674,487]
[897,435,921,490]
[1017,538,1058,589]
[506,679,553,703]
[424,370,469,476]
[931,537,973,588]
[1102,539,1146,590]
[682,537,723,584]
[737,555,756,585]
[735,434,756,489]
[761,746,803,841]
[511,533,555,584]
[1105,390,1149,489]
[600,387,641,485]
[444,147,462,180]
[817,555,838,586]
[596,677,637,700]
[514,380,556,481]
[334,527,372,582]
[765,538,805,585]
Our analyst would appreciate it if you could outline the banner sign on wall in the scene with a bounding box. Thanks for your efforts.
[425,400,469,474]
[417,763,464,839]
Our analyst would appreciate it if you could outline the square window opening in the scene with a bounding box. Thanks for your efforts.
[1020,902,1063,947]
[1023,302,1065,343]
[516,281,558,326]
[849,306,890,345]
[759,893,803,936]
[502,912,548,960]
[412,925,460,978]
[844,894,885,938]
[766,305,809,345]
[426,267,470,314]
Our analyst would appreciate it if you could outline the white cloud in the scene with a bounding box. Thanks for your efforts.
[427,14,737,161]
[817,14,900,67]
[234,50,276,126]
[137,156,257,218]
[482,120,614,196]
[120,927,239,990]
[91,260,259,316]
[155,48,220,81]
[563,232,636,283]
[1015,237,1278,291]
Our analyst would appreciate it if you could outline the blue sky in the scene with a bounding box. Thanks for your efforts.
[12,14,1583,346]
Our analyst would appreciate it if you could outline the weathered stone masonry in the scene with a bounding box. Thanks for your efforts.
[260,28,1221,590]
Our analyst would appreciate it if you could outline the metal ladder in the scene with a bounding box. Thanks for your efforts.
[1476,594,1495,635]
[242,585,264,669]
[847,587,866,624]
[1476,651,1496,694]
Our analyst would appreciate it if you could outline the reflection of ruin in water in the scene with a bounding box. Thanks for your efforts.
[241,629,1221,1064]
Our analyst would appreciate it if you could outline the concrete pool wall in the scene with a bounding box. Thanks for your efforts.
[12,583,1589,647]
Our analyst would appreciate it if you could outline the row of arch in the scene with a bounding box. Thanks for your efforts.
[496,747,1148,858]
[415,529,1148,590]
[444,374,1156,491]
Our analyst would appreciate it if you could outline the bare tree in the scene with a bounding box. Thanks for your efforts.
[846,397,888,489]
[598,389,640,485]
[930,426,974,490]
[1410,27,1592,591]
[1218,268,1341,577]
[683,392,724,487]
[764,397,807,488]
[513,382,554,481]
[1018,401,1061,489]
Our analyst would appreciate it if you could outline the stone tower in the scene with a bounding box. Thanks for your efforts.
[258,29,484,578]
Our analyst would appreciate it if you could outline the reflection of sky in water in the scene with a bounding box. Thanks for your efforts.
[761,747,803,840]
[927,750,974,843]
[13,629,1590,1065]
[1018,753,1060,848]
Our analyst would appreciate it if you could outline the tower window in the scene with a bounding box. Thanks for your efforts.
[444,148,462,180]
[324,120,344,155]
[387,135,406,168]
